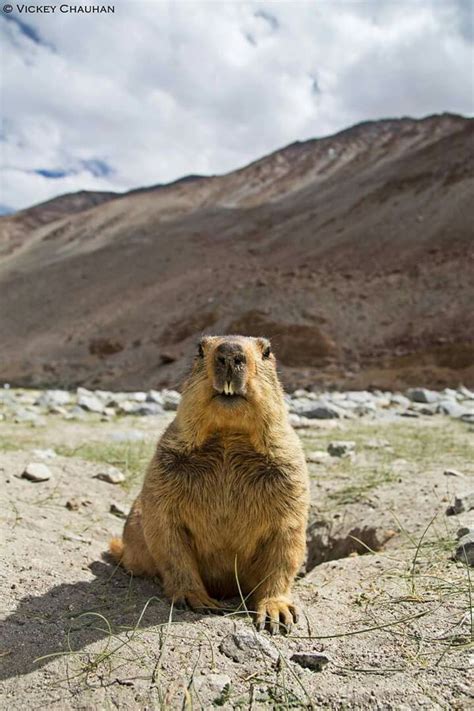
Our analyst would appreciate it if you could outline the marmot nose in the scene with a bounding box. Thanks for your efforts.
[215,343,246,370]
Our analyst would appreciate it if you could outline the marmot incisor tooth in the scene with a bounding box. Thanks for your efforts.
[109,335,309,634]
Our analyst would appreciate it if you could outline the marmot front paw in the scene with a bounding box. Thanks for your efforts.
[172,590,225,614]
[254,597,298,634]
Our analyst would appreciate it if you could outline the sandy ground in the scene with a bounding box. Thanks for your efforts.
[1,410,473,709]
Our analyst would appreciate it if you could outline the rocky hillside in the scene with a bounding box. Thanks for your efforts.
[0,113,473,391]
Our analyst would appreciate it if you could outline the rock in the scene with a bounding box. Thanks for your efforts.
[66,498,80,511]
[406,388,439,404]
[400,410,420,418]
[77,394,104,414]
[161,389,181,411]
[13,409,40,424]
[457,526,474,539]
[110,502,128,518]
[118,401,163,416]
[354,402,378,416]
[22,462,52,482]
[36,390,71,408]
[147,390,164,405]
[460,412,474,424]
[301,403,343,419]
[306,450,331,464]
[128,392,148,402]
[454,533,474,566]
[290,652,330,671]
[95,467,125,485]
[327,441,356,457]
[117,401,137,415]
[289,413,304,428]
[219,630,279,664]
[438,400,470,419]
[446,493,474,516]
[31,448,57,460]
[193,673,231,701]
[418,404,438,416]
[444,469,465,478]
[391,394,411,409]
[458,385,474,400]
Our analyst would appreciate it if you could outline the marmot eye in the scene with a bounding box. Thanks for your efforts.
[262,346,271,359]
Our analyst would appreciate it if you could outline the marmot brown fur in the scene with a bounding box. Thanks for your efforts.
[109,335,309,633]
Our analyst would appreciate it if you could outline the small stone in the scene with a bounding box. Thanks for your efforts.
[147,390,164,405]
[457,526,474,539]
[31,448,57,460]
[406,388,439,404]
[13,409,40,424]
[128,392,148,402]
[446,493,474,516]
[289,413,303,428]
[444,469,465,478]
[458,386,474,399]
[327,441,356,457]
[117,401,136,415]
[36,390,71,409]
[454,533,474,566]
[95,467,125,485]
[302,404,342,420]
[161,389,181,411]
[391,394,411,408]
[77,394,104,413]
[22,462,52,482]
[66,498,80,511]
[290,652,330,671]
[219,630,279,664]
[110,502,128,518]
[438,400,470,419]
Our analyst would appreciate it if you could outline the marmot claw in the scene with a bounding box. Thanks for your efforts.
[254,598,298,635]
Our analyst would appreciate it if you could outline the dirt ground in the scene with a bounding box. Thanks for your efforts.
[0,409,473,709]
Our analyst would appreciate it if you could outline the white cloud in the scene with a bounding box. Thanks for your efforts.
[0,0,472,210]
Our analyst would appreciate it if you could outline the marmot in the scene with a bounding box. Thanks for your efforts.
[109,335,309,634]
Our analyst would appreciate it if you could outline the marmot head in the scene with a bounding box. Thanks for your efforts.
[179,335,286,438]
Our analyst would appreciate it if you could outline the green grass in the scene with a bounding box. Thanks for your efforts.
[301,418,472,509]
[56,440,156,490]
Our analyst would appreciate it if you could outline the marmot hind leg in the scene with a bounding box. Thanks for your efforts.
[108,497,157,577]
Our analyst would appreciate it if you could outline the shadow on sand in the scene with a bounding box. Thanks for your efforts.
[0,559,215,681]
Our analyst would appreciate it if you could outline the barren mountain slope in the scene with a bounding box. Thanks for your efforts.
[0,114,472,390]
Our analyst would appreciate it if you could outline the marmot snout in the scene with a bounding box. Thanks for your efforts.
[109,334,309,634]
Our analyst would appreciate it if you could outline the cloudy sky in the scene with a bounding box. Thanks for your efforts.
[1,0,472,212]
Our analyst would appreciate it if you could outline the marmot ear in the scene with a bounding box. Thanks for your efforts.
[197,336,211,358]
[257,338,272,359]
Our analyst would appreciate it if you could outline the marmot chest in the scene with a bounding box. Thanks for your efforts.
[166,438,294,525]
